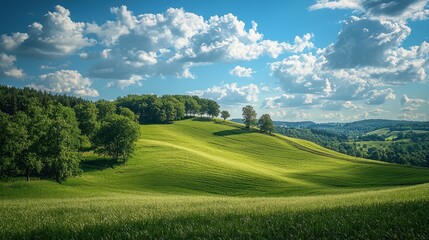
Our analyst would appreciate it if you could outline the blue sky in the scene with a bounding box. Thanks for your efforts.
[0,0,428,122]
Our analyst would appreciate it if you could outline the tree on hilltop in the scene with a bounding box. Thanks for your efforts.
[258,114,274,134]
[185,98,201,116]
[207,100,220,118]
[221,111,230,122]
[242,105,257,129]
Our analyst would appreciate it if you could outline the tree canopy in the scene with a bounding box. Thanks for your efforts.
[116,94,219,123]
[95,114,140,163]
[221,111,230,122]
[258,114,274,134]
[242,105,257,129]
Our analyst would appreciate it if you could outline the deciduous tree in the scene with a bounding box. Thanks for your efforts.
[74,102,100,140]
[41,104,82,182]
[207,100,220,118]
[242,105,257,129]
[95,114,140,163]
[258,114,274,134]
[221,111,230,122]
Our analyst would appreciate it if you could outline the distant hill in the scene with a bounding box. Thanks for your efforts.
[232,118,429,135]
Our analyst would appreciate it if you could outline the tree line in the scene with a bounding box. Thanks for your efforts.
[115,94,220,123]
[0,86,222,181]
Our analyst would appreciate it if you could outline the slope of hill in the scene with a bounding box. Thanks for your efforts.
[251,117,429,167]
[1,119,429,238]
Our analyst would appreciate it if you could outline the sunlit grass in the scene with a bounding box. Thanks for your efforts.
[1,183,428,239]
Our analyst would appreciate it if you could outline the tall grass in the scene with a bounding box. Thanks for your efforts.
[1,183,428,239]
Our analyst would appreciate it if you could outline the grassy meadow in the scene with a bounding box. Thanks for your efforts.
[1,119,429,239]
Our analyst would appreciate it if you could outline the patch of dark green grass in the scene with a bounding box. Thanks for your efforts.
[80,155,120,172]
[4,200,428,240]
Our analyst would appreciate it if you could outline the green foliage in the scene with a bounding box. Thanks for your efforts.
[0,111,29,177]
[242,105,257,129]
[258,114,274,134]
[96,100,116,122]
[117,106,138,122]
[116,94,219,123]
[0,85,87,115]
[95,114,140,162]
[162,100,176,123]
[220,110,230,121]
[207,100,220,118]
[13,111,44,181]
[73,102,100,140]
[40,104,82,182]
[161,96,185,122]
[185,97,201,116]
[197,98,209,117]
[0,87,84,181]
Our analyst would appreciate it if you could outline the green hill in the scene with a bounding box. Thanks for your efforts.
[1,119,429,239]
[92,119,429,194]
[2,118,428,198]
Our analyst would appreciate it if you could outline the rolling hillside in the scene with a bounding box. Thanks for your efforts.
[2,118,428,198]
[122,119,429,195]
[1,119,429,239]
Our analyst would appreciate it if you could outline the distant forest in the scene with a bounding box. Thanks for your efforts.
[273,120,429,167]
[0,85,221,181]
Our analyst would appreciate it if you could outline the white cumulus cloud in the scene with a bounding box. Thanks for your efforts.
[326,17,410,69]
[270,52,330,94]
[1,5,94,58]
[269,17,428,109]
[86,7,314,80]
[190,83,260,105]
[229,66,254,78]
[310,0,429,21]
[321,100,362,111]
[365,88,396,105]
[263,93,320,109]
[29,70,98,97]
[107,74,145,89]
[400,94,426,106]
[0,52,25,78]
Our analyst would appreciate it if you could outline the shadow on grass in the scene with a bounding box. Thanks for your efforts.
[213,128,252,137]
[192,117,214,122]
[80,157,120,172]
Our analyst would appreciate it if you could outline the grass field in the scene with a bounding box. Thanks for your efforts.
[1,119,429,239]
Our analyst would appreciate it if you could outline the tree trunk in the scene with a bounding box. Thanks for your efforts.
[26,167,30,181]
[115,151,119,163]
